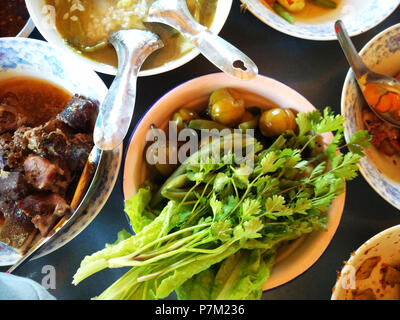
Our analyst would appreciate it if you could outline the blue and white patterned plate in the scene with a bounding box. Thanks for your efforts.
[342,24,400,210]
[241,0,399,41]
[0,37,122,266]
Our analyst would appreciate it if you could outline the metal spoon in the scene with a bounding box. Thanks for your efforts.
[7,146,105,273]
[146,0,258,80]
[94,30,164,151]
[335,20,400,128]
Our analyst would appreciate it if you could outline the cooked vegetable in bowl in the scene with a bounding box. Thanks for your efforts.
[73,74,370,300]
[240,0,399,41]
[261,0,339,24]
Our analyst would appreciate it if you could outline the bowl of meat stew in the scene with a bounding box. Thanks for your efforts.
[0,37,122,266]
[342,23,400,211]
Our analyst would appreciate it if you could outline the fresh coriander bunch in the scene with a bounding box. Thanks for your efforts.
[72,107,370,300]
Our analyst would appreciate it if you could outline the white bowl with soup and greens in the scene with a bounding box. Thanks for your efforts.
[26,0,232,76]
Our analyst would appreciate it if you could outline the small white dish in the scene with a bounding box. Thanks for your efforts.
[26,0,233,76]
[0,37,122,266]
[122,73,345,291]
[332,225,400,300]
[342,24,400,210]
[240,0,399,41]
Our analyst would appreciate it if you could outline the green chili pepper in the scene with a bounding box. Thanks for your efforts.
[239,115,260,131]
[273,3,294,24]
[311,0,337,8]
[188,119,231,131]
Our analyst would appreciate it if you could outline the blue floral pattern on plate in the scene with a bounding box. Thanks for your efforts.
[342,24,400,210]
[0,38,122,266]
[240,0,399,41]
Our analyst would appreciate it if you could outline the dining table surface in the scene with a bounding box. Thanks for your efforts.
[1,1,400,300]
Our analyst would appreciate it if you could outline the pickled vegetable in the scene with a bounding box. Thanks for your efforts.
[172,108,199,131]
[259,108,296,137]
[208,89,245,127]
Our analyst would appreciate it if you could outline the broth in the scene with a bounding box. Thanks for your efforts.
[0,77,72,126]
[44,0,218,70]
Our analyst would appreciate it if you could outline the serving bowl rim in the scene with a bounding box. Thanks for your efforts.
[122,72,346,292]
[25,0,233,76]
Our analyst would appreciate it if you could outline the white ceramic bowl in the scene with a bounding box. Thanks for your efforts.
[0,37,122,266]
[342,24,400,210]
[16,18,35,38]
[240,0,399,41]
[26,0,233,76]
[332,225,400,300]
[123,73,346,291]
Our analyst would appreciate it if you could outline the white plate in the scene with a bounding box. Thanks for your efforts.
[0,38,122,266]
[241,0,399,41]
[123,73,345,291]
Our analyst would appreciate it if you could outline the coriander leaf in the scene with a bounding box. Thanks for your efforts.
[213,172,230,192]
[312,107,344,135]
[331,152,362,180]
[241,198,262,220]
[211,219,233,242]
[346,130,372,155]
[264,195,293,218]
[210,194,223,217]
[243,219,263,238]
[260,151,286,174]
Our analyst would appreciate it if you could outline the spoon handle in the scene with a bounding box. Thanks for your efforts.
[94,30,163,151]
[147,0,258,80]
[335,20,369,79]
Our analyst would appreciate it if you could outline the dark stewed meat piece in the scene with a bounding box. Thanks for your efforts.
[0,93,27,134]
[18,193,70,236]
[66,133,93,171]
[23,155,70,194]
[58,95,98,133]
[0,170,29,201]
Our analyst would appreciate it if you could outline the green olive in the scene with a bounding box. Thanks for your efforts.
[171,108,199,132]
[209,88,236,105]
[208,89,245,127]
[259,108,296,137]
[209,99,246,127]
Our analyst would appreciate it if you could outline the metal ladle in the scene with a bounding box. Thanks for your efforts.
[335,20,400,128]
[146,0,258,80]
[94,30,164,151]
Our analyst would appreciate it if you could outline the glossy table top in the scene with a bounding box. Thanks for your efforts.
[1,2,399,300]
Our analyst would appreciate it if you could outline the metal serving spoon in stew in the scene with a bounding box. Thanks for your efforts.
[94,29,164,151]
[145,0,258,80]
[335,20,400,128]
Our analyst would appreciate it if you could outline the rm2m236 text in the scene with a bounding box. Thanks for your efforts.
[154,304,246,317]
